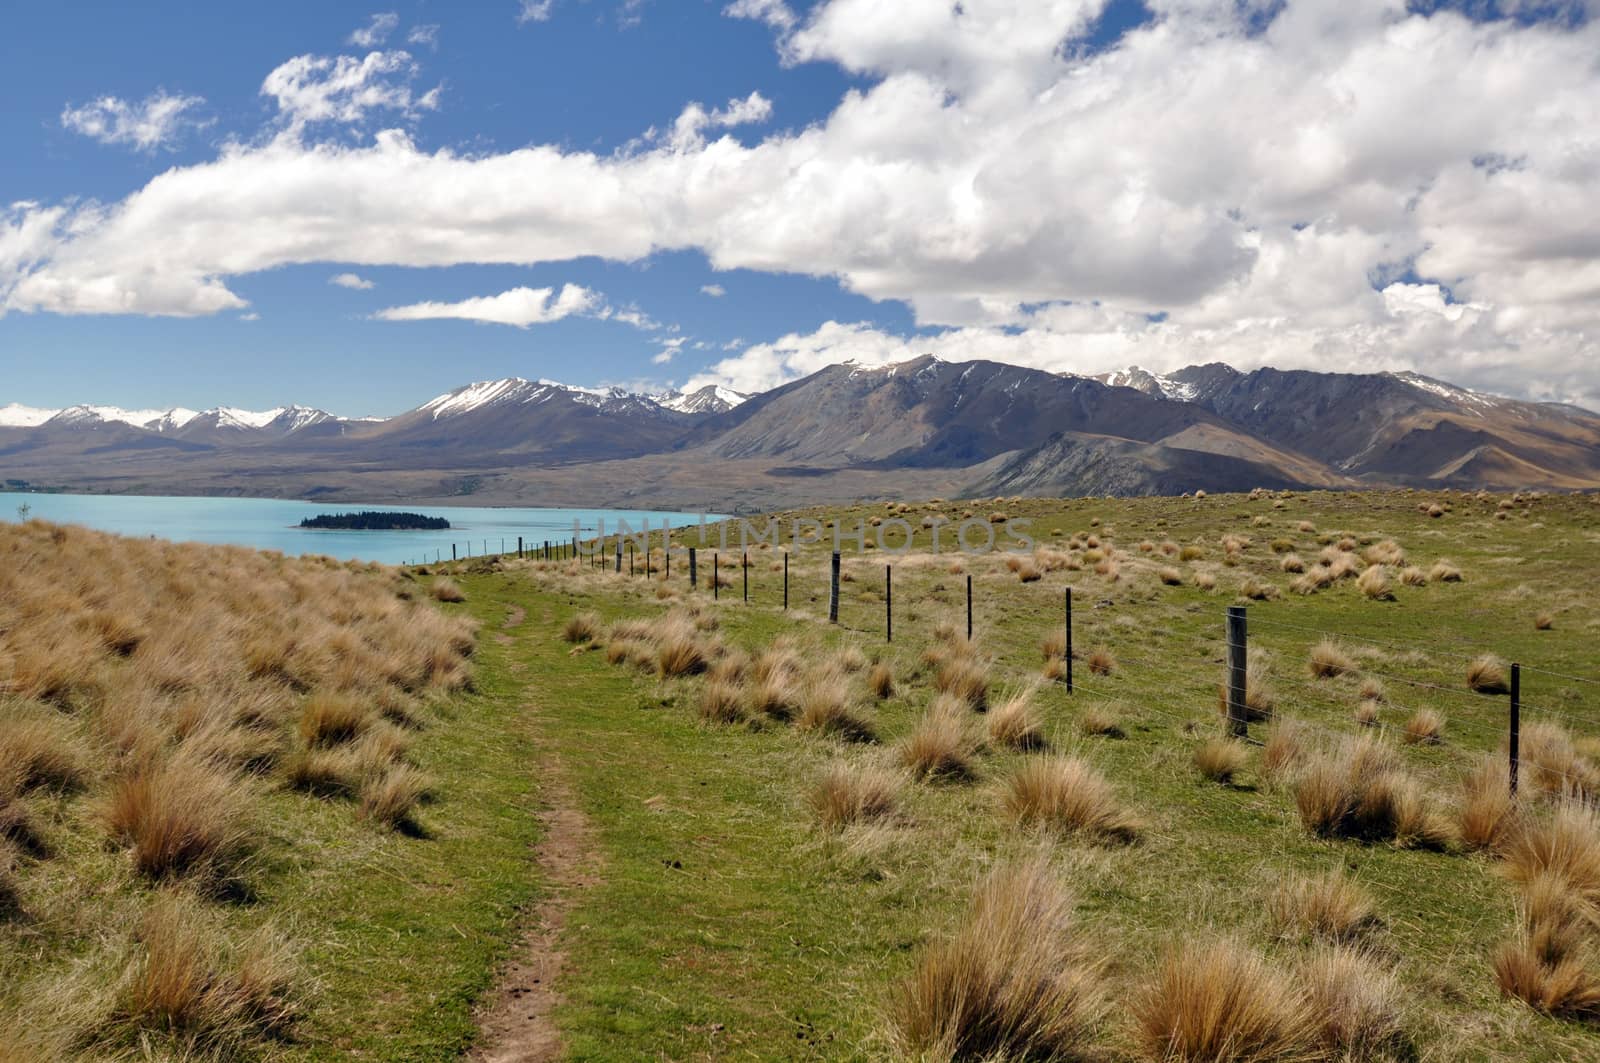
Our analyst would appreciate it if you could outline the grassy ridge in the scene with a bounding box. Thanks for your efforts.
[444,488,1600,1059]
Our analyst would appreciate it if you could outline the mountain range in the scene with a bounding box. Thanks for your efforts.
[2,361,1595,509]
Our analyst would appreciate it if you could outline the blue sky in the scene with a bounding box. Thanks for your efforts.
[4,0,1599,415]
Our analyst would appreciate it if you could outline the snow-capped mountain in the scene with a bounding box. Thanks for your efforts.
[0,403,58,428]
[656,384,747,415]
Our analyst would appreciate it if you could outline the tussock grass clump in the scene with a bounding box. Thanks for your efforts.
[987,686,1045,751]
[868,661,895,700]
[1193,738,1248,784]
[1307,639,1356,679]
[1260,717,1309,785]
[1040,629,1067,662]
[1004,756,1139,842]
[1135,938,1313,1063]
[656,626,711,679]
[358,764,431,830]
[1086,647,1115,677]
[934,656,990,712]
[1516,721,1600,800]
[888,860,1108,1060]
[899,697,979,782]
[1401,708,1444,745]
[1290,566,1334,595]
[796,669,876,742]
[1015,560,1043,583]
[1399,565,1427,586]
[1500,803,1600,907]
[1493,933,1600,1020]
[297,693,371,748]
[1194,571,1217,592]
[1353,700,1380,727]
[1364,540,1406,566]
[104,754,255,886]
[1535,611,1554,631]
[1299,945,1408,1056]
[1467,655,1511,695]
[0,702,88,794]
[1356,565,1394,600]
[1078,703,1124,739]
[562,610,601,643]
[1458,756,1516,852]
[429,577,466,603]
[1430,560,1464,583]
[1279,553,1304,574]
[118,892,297,1046]
[282,745,361,798]
[1358,676,1386,703]
[808,762,899,830]
[1159,567,1184,585]
[1268,869,1379,943]
[697,678,748,725]
[1293,734,1453,850]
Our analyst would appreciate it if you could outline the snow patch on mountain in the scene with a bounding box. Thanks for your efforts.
[0,403,60,428]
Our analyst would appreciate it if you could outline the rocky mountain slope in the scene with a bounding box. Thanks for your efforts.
[1,361,1593,507]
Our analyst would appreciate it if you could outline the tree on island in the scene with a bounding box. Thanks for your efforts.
[299,511,450,531]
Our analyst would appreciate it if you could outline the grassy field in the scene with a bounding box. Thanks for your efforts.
[438,487,1600,1060]
[5,488,1600,1060]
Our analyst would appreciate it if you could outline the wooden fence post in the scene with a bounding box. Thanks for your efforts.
[1226,606,1248,738]
[1510,662,1521,797]
[829,552,841,623]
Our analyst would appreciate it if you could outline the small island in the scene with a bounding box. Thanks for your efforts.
[299,511,451,531]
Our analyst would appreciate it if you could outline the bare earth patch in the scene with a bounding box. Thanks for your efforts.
[470,748,600,1061]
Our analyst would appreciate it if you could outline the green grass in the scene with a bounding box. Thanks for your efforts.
[440,488,1600,1060]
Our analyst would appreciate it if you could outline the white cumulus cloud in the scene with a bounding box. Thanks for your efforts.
[11,1,1600,406]
[330,272,376,289]
[349,13,399,47]
[373,283,602,327]
[60,91,207,152]
[517,1,555,24]
[700,283,726,297]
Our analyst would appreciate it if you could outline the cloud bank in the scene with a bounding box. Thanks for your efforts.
[10,1,1600,405]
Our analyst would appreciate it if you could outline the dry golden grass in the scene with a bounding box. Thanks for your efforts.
[1358,676,1386,703]
[656,626,711,679]
[1086,647,1115,677]
[562,610,601,643]
[1293,734,1453,850]
[1135,938,1314,1063]
[1307,639,1356,679]
[868,661,895,700]
[1493,932,1600,1021]
[1467,655,1511,695]
[1430,560,1464,583]
[1299,945,1408,1057]
[358,764,431,830]
[297,692,371,748]
[1194,571,1217,592]
[933,655,989,712]
[1399,565,1427,586]
[117,892,297,1047]
[987,686,1045,751]
[1516,721,1600,800]
[0,700,88,795]
[697,678,748,725]
[1536,611,1555,631]
[1159,566,1184,585]
[796,668,876,742]
[808,762,899,830]
[899,697,979,782]
[1040,629,1067,661]
[1501,803,1600,910]
[1193,738,1248,784]
[1356,565,1394,600]
[104,753,255,886]
[1077,703,1124,739]
[1268,869,1379,943]
[887,859,1108,1060]
[1401,708,1445,745]
[1042,656,1068,682]
[429,577,466,602]
[1003,755,1139,842]
[1260,717,1309,785]
[282,744,362,798]
[1459,756,1517,852]
[1279,553,1304,573]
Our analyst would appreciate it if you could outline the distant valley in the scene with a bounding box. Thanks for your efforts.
[3,360,1596,509]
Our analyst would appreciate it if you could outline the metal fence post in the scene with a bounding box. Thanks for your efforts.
[966,574,973,642]
[783,552,789,610]
[714,552,720,600]
[1510,662,1521,797]
[1064,586,1073,693]
[1226,606,1248,738]
[689,547,698,589]
[829,552,841,623]
[886,564,892,642]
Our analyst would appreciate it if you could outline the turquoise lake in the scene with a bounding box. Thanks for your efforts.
[0,492,713,566]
